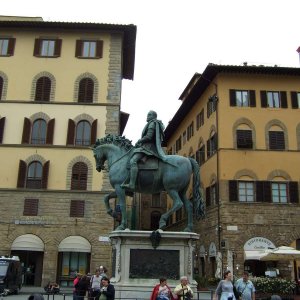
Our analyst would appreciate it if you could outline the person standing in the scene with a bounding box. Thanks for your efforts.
[174,276,193,300]
[121,110,166,190]
[100,277,115,300]
[151,278,175,300]
[90,269,102,300]
[73,273,82,300]
[214,270,235,300]
[75,275,89,300]
[234,271,255,300]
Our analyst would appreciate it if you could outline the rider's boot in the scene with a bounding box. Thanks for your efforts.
[121,163,138,190]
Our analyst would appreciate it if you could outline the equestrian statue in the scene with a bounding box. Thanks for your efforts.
[92,110,205,232]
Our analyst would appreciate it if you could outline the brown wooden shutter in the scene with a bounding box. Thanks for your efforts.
[280,91,287,108]
[205,187,211,207]
[33,38,41,56]
[260,91,267,107]
[269,131,285,150]
[229,180,238,202]
[0,76,3,100]
[291,91,298,109]
[71,162,88,190]
[35,77,51,102]
[70,200,85,217]
[46,118,55,144]
[66,119,75,145]
[7,38,16,56]
[206,140,210,158]
[229,89,236,106]
[42,160,50,189]
[0,117,5,143]
[249,90,256,107]
[263,181,272,202]
[289,181,299,203]
[17,160,27,188]
[257,181,271,202]
[96,40,103,58]
[75,40,83,57]
[91,119,97,145]
[54,39,62,57]
[22,117,31,144]
[78,78,94,103]
[23,198,39,216]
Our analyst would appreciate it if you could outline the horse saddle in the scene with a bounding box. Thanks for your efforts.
[127,157,159,170]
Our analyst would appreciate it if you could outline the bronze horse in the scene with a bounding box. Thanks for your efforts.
[93,134,205,232]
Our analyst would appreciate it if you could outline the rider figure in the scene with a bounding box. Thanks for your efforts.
[121,110,166,190]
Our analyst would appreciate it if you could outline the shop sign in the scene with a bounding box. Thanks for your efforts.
[244,237,275,250]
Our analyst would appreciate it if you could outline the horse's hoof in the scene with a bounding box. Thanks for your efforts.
[107,209,113,216]
[115,225,126,231]
[159,221,166,230]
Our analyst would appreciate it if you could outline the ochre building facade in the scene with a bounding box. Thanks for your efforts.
[0,16,136,287]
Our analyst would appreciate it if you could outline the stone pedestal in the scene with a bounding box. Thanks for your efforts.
[109,229,199,299]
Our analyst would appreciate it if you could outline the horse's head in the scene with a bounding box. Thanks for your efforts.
[93,145,106,172]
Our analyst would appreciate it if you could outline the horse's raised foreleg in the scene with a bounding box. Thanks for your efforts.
[159,189,183,230]
[114,185,127,231]
[104,192,117,216]
[181,192,193,232]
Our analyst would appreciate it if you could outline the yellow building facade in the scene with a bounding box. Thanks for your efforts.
[0,16,136,287]
[164,64,300,280]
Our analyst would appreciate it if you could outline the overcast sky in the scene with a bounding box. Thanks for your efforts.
[2,0,300,142]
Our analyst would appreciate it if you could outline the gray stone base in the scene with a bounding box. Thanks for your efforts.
[109,229,199,299]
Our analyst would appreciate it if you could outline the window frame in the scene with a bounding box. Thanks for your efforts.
[238,181,254,202]
[33,38,62,58]
[71,162,88,190]
[236,129,253,149]
[70,200,85,217]
[75,40,103,59]
[0,38,15,56]
[269,130,285,150]
[23,198,39,216]
[271,182,288,203]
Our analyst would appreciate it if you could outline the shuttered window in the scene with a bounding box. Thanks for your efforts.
[75,121,91,146]
[70,200,85,217]
[75,40,103,58]
[23,198,39,216]
[269,131,285,150]
[0,117,5,143]
[291,91,300,109]
[33,39,62,57]
[71,162,88,190]
[35,77,51,102]
[261,91,287,108]
[207,133,217,158]
[196,145,205,166]
[229,90,256,107]
[0,76,3,100]
[0,38,15,56]
[78,78,94,103]
[236,130,253,149]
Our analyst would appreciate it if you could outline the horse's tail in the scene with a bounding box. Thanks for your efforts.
[188,157,205,220]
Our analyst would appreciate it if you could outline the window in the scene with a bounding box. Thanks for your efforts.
[196,109,204,129]
[67,119,97,146]
[75,40,103,58]
[152,194,161,207]
[23,199,39,216]
[206,183,217,207]
[70,200,85,217]
[0,117,5,143]
[291,91,300,109]
[71,162,88,190]
[75,121,92,146]
[182,131,187,145]
[229,90,256,107]
[236,129,253,149]
[187,122,194,141]
[35,76,51,102]
[260,91,287,108]
[207,133,217,158]
[26,161,43,189]
[22,117,55,145]
[31,119,47,144]
[196,144,205,166]
[0,38,15,56]
[269,131,285,150]
[78,78,94,103]
[272,182,288,203]
[238,181,254,202]
[175,136,182,152]
[33,39,62,57]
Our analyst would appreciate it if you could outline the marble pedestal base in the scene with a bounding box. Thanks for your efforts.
[109,229,199,299]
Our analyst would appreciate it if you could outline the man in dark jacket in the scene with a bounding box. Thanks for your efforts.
[100,277,115,300]
[121,110,166,190]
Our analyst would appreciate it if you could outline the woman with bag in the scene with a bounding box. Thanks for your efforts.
[150,278,175,300]
[214,271,236,300]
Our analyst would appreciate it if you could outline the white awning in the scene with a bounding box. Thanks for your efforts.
[11,234,44,251]
[58,236,91,253]
[244,250,266,260]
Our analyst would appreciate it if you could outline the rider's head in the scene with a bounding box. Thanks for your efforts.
[147,110,157,122]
